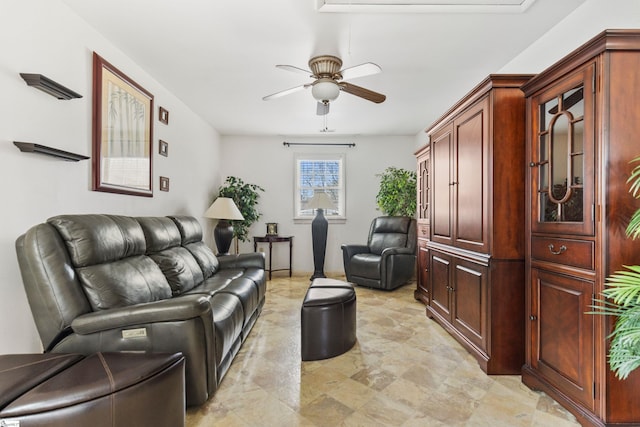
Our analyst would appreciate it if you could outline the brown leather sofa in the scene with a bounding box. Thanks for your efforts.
[0,352,185,426]
[15,214,266,406]
[341,216,417,290]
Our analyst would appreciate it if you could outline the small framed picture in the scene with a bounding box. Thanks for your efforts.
[159,106,169,124]
[159,140,168,157]
[159,176,170,192]
[266,223,278,235]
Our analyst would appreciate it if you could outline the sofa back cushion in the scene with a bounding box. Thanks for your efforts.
[76,256,172,310]
[170,216,219,278]
[138,217,204,295]
[48,215,146,267]
[48,215,172,310]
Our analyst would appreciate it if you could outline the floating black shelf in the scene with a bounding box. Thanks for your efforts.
[20,73,82,100]
[13,141,89,162]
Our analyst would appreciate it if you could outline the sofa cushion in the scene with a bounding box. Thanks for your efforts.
[149,247,204,296]
[170,216,204,244]
[48,215,146,267]
[185,242,219,279]
[137,217,182,252]
[137,217,205,295]
[77,255,172,310]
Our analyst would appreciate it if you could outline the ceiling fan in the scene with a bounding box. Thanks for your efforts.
[262,55,386,115]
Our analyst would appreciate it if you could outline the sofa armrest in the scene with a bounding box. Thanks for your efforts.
[218,252,265,270]
[71,295,212,335]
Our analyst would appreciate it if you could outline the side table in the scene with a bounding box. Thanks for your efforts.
[253,235,293,280]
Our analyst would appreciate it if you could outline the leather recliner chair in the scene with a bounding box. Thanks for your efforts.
[341,216,417,290]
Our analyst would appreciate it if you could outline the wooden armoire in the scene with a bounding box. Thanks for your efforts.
[420,74,533,374]
[522,29,640,426]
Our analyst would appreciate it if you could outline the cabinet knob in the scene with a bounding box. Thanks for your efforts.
[529,162,539,167]
[530,315,537,321]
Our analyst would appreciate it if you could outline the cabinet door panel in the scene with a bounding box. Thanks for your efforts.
[416,244,430,304]
[455,99,489,253]
[453,259,487,351]
[531,268,594,410]
[431,125,453,246]
[430,252,451,319]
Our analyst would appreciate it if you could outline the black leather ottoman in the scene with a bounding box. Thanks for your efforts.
[0,352,185,427]
[301,278,356,361]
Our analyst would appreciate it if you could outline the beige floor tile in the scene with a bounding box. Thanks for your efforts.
[186,276,579,427]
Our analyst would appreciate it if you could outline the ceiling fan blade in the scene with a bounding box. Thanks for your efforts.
[316,101,330,116]
[262,84,308,101]
[340,62,382,80]
[276,64,312,76]
[340,82,386,103]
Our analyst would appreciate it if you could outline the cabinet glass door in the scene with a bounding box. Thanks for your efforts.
[530,64,595,236]
[418,151,430,221]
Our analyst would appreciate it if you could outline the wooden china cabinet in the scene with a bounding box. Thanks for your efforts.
[414,144,430,305]
[522,30,640,426]
[422,74,533,374]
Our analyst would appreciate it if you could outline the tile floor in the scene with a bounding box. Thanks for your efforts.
[186,275,580,426]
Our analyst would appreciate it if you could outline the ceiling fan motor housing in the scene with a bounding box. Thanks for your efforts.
[309,55,343,79]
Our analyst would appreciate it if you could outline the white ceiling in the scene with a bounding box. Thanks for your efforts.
[62,0,585,136]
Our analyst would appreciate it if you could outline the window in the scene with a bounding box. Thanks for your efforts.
[294,153,345,220]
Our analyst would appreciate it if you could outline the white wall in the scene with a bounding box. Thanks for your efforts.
[0,0,222,353]
[220,135,417,276]
[499,0,640,74]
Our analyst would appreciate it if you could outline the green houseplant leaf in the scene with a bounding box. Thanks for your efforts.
[217,176,264,243]
[593,156,640,379]
[376,166,417,217]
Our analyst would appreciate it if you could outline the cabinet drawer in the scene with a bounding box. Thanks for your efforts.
[417,223,430,239]
[531,237,594,270]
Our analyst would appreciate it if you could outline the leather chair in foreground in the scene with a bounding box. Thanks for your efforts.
[341,216,417,290]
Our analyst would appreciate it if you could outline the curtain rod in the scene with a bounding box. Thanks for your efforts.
[283,142,356,147]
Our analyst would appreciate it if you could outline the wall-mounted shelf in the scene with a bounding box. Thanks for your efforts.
[13,141,89,161]
[20,73,82,100]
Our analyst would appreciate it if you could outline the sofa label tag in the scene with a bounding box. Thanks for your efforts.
[122,328,147,339]
[1,419,21,427]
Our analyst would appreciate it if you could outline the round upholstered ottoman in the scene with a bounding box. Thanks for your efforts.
[301,279,356,361]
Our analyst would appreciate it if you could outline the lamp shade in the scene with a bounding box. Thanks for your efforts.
[203,197,244,220]
[311,79,340,102]
[307,191,335,210]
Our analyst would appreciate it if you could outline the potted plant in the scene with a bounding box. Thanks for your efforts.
[594,157,640,379]
[217,176,264,251]
[376,166,417,217]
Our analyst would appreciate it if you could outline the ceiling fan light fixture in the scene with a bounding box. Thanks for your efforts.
[311,79,340,102]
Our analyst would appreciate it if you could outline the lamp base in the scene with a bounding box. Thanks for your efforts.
[214,220,234,256]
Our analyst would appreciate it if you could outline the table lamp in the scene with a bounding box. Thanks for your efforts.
[204,197,244,255]
[307,191,335,280]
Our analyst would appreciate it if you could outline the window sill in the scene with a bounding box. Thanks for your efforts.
[294,216,347,224]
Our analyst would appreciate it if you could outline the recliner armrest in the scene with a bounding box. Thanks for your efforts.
[71,295,212,335]
[218,252,265,270]
[340,244,370,259]
[381,247,415,257]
